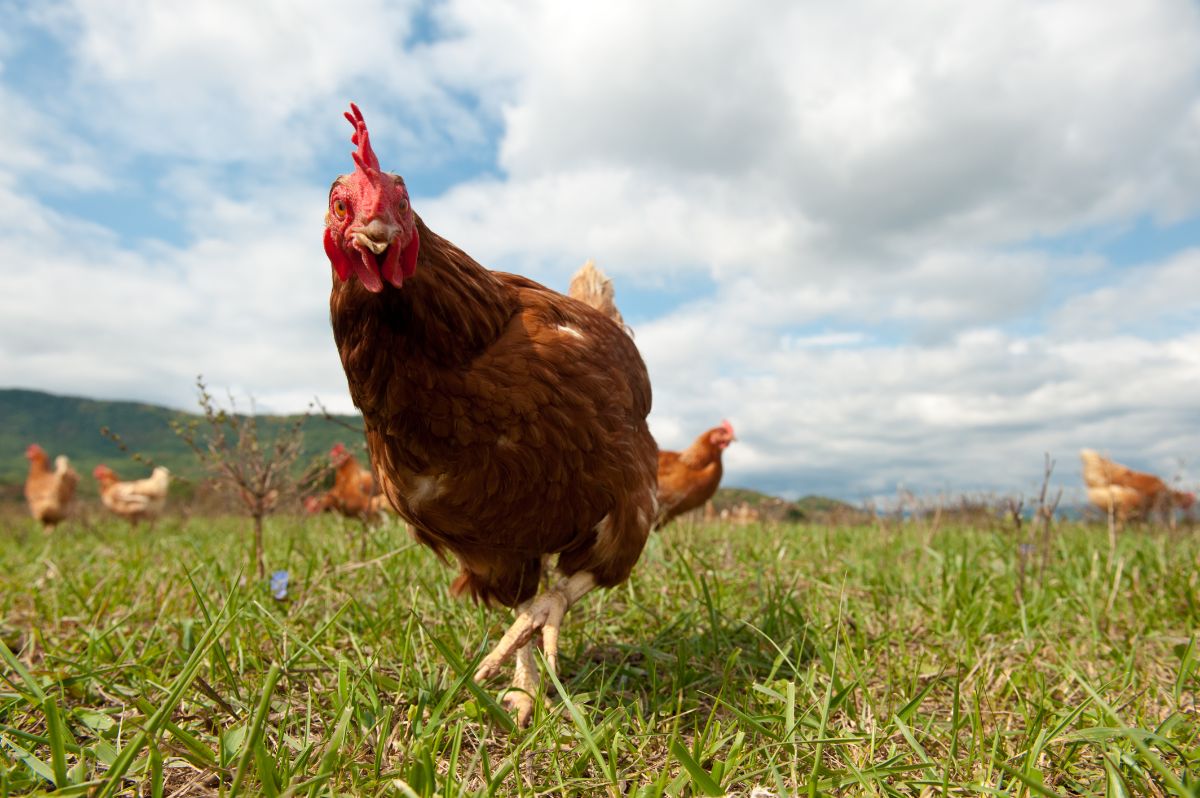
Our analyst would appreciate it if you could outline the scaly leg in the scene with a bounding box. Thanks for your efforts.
[502,641,540,727]
[474,571,597,684]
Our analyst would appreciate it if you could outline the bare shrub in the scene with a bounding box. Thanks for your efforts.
[171,376,325,579]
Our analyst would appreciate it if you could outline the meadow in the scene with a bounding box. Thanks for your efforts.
[0,510,1197,796]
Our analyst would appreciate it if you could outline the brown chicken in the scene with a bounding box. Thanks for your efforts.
[323,104,657,724]
[93,464,170,526]
[23,444,79,532]
[655,421,737,528]
[1080,449,1194,523]
[304,443,377,520]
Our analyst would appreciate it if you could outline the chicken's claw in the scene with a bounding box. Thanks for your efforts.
[473,571,597,694]
[499,643,541,727]
[473,587,570,683]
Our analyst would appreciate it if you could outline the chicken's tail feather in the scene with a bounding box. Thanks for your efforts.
[568,259,630,334]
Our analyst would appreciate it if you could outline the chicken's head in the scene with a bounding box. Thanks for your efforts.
[1178,491,1196,510]
[709,420,736,451]
[93,464,116,483]
[330,442,351,466]
[25,443,47,463]
[324,103,419,292]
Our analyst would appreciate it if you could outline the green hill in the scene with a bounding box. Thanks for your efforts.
[0,388,366,498]
[712,487,868,523]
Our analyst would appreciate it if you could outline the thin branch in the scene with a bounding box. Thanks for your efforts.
[313,396,366,434]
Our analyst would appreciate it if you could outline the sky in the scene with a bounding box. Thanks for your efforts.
[2,0,1199,503]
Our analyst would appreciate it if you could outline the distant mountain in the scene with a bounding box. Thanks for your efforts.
[712,487,868,522]
[0,388,366,496]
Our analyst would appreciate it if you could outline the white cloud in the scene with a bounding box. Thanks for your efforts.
[0,86,110,190]
[419,169,801,283]
[0,179,355,414]
[469,0,1200,247]
[20,0,493,175]
[1051,248,1200,338]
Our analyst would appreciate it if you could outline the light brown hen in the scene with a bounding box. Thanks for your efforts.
[24,444,79,532]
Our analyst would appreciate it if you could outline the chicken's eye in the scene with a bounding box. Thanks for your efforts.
[397,196,408,212]
[332,199,348,219]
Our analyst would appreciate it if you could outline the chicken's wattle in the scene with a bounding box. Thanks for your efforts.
[376,236,405,289]
[352,248,385,293]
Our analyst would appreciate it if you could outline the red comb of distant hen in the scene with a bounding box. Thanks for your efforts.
[93,464,111,479]
[25,443,45,459]
[330,443,352,465]
[721,420,735,438]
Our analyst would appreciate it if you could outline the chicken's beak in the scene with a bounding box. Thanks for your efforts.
[348,218,403,292]
[354,221,396,254]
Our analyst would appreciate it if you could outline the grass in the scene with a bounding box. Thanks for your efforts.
[0,509,1198,796]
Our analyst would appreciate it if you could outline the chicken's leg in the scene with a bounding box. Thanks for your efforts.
[502,642,540,726]
[474,571,596,684]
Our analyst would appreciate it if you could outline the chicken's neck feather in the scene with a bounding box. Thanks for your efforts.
[330,215,517,367]
[678,438,723,470]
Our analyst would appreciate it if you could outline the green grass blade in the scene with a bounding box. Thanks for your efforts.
[1072,671,1192,797]
[129,697,217,768]
[94,583,240,798]
[309,702,353,797]
[669,738,723,797]
[42,698,70,788]
[424,627,516,733]
[542,655,617,785]
[230,662,282,797]
[0,638,46,703]
[0,732,58,787]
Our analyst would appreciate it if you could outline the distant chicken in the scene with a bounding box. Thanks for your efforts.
[655,421,737,528]
[1080,449,1194,523]
[23,444,79,532]
[303,443,377,520]
[94,464,170,526]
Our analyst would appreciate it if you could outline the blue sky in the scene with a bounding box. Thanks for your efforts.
[2,0,1199,502]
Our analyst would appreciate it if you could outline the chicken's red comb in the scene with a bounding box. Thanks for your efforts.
[92,464,111,479]
[345,103,380,175]
[25,443,45,458]
[721,419,735,437]
[330,442,347,456]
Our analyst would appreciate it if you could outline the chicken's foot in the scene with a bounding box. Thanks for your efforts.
[474,571,596,684]
[500,642,540,726]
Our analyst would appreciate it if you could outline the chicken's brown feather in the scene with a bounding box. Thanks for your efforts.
[332,216,657,607]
